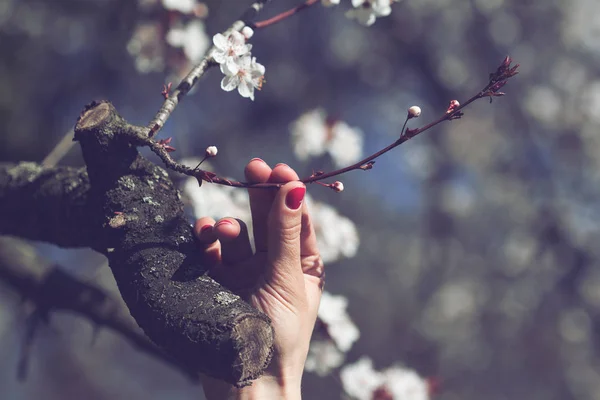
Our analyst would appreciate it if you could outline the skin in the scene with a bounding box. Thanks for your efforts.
[196,160,324,400]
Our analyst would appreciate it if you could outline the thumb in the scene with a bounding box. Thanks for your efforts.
[266,182,306,290]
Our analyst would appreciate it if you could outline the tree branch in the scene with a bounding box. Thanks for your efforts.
[0,237,198,380]
[0,101,275,386]
[252,0,320,29]
[147,0,273,138]
[0,162,99,248]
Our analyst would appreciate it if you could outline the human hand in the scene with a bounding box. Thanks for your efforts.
[195,160,324,399]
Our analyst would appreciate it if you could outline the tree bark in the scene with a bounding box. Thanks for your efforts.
[0,101,274,387]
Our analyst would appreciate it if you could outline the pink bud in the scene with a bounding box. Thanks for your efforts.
[331,181,344,192]
[446,100,460,114]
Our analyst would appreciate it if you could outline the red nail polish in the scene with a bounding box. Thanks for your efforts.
[215,219,233,228]
[285,187,305,210]
[199,224,213,234]
[250,158,265,163]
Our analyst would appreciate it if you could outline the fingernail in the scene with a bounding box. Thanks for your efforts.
[250,158,265,164]
[199,224,213,234]
[285,187,305,210]
[275,163,288,169]
[215,219,233,228]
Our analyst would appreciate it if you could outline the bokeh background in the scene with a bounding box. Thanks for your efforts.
[1,0,600,399]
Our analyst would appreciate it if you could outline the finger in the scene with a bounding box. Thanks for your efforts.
[266,181,306,292]
[193,217,221,266]
[299,202,323,278]
[245,159,274,252]
[214,218,253,265]
[209,254,265,293]
[270,163,300,184]
[299,201,324,317]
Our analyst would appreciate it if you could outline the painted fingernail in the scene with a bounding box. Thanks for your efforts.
[215,219,233,228]
[199,224,213,234]
[274,163,288,169]
[250,158,265,164]
[285,187,305,210]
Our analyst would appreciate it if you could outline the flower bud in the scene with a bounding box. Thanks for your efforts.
[241,26,254,40]
[331,181,344,192]
[446,100,460,114]
[407,106,421,119]
[205,146,218,157]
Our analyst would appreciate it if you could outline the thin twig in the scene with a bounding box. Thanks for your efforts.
[146,1,273,138]
[137,57,518,190]
[251,0,320,29]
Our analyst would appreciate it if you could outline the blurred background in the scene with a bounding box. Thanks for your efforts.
[1,0,600,399]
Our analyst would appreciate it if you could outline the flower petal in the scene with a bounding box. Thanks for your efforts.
[212,33,228,49]
[252,61,266,76]
[230,31,245,45]
[238,80,254,100]
[211,50,227,64]
[221,75,239,92]
[233,43,251,56]
[221,58,239,76]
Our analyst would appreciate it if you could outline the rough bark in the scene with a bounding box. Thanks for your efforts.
[0,101,274,386]
[0,236,198,379]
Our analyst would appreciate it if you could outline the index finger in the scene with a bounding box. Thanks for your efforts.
[245,158,273,252]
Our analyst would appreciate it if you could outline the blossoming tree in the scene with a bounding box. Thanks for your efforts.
[0,1,525,399]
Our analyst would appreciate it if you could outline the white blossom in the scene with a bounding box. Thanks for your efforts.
[383,366,430,400]
[290,109,328,161]
[340,357,385,400]
[346,0,399,26]
[166,20,209,63]
[305,339,345,376]
[127,23,165,73]
[370,0,394,16]
[341,357,431,400]
[307,194,359,264]
[327,121,363,168]
[290,109,363,168]
[211,31,251,69]
[317,291,360,352]
[220,55,265,101]
[161,0,197,14]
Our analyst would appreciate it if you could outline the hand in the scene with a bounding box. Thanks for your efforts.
[195,160,324,400]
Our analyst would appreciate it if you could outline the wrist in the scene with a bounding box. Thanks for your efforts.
[202,373,302,400]
[233,374,302,400]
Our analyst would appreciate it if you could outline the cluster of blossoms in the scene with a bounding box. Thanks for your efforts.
[211,28,265,101]
[322,0,401,26]
[290,109,364,168]
[128,0,209,74]
[305,291,360,375]
[306,292,432,400]
[340,357,432,400]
